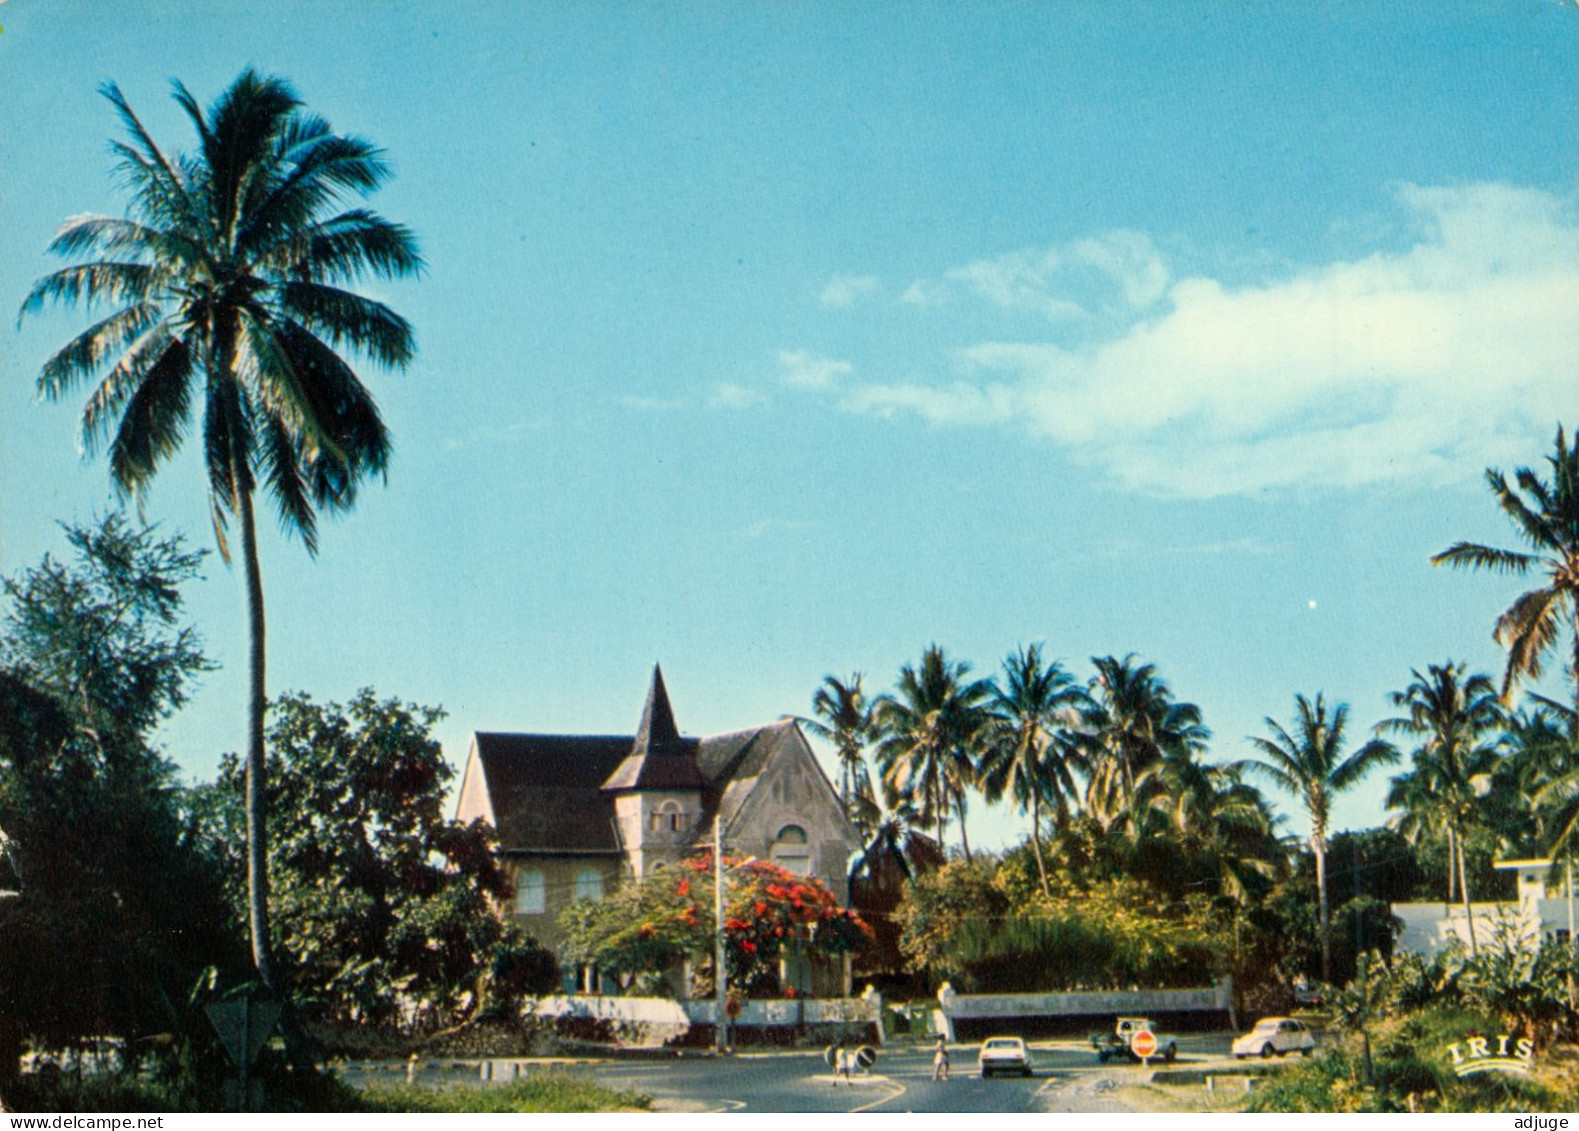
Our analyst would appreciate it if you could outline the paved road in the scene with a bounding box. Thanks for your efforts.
[343,1033,1266,1113]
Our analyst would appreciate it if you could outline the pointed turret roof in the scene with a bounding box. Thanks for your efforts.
[601,665,707,791]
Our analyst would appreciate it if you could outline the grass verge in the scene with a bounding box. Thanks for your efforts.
[362,1073,651,1113]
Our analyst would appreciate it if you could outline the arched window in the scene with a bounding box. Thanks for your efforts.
[771,824,812,875]
[514,867,546,915]
[653,799,686,833]
[574,867,604,902]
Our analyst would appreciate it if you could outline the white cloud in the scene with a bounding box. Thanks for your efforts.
[818,274,879,308]
[900,278,949,307]
[710,382,768,410]
[837,184,1579,498]
[841,381,1017,427]
[942,229,1171,322]
[619,394,685,412]
[777,350,853,390]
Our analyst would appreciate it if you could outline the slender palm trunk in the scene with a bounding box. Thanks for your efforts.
[955,788,973,863]
[1314,834,1331,984]
[934,774,947,856]
[1456,823,1478,954]
[1445,826,1457,903]
[1030,782,1050,897]
[1570,608,1578,722]
[235,466,275,992]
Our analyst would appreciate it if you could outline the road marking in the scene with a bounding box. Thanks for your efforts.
[847,1078,905,1113]
[1033,1074,1065,1099]
[706,1099,747,1113]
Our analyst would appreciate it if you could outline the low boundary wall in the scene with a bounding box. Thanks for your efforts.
[935,979,1236,1040]
[529,994,882,1047]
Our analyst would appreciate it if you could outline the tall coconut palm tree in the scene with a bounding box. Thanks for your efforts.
[1080,654,1210,836]
[979,644,1086,896]
[20,71,421,989]
[798,673,878,833]
[1379,662,1504,953]
[873,645,993,860]
[1238,693,1397,983]
[1432,426,1579,718]
[1507,699,1579,864]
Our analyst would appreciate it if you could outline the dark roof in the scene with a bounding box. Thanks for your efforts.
[468,669,838,856]
[471,719,811,854]
[471,732,635,852]
[601,665,707,791]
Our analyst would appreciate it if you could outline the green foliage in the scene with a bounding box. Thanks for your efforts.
[6,1061,385,1113]
[197,690,546,1029]
[0,517,241,1062]
[559,855,872,995]
[896,858,1227,992]
[362,1075,651,1113]
[1248,1004,1575,1113]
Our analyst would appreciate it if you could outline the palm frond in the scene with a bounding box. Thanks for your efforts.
[276,281,415,367]
[99,82,202,232]
[20,262,157,320]
[256,410,319,554]
[82,330,187,456]
[1430,541,1536,574]
[36,302,162,398]
[275,321,392,489]
[1487,468,1560,552]
[1496,585,1564,693]
[105,337,196,494]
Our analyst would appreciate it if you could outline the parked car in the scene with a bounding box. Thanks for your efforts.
[1291,981,1325,1007]
[1089,1016,1178,1062]
[977,1036,1034,1078]
[1232,1016,1316,1059]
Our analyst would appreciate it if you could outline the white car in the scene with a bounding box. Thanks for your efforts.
[978,1035,1034,1077]
[1233,1016,1316,1059]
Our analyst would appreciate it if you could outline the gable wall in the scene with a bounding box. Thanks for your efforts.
[726,730,858,902]
[455,740,492,825]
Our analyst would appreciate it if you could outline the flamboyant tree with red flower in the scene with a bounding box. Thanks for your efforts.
[559,853,872,997]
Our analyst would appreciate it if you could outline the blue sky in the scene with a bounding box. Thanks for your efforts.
[1,0,1576,850]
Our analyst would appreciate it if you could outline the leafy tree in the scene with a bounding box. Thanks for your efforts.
[896,857,1227,993]
[0,517,239,1087]
[559,854,870,998]
[21,71,422,988]
[1432,425,1579,717]
[200,690,530,1029]
[873,645,993,860]
[979,645,1085,896]
[797,673,878,833]
[1239,693,1398,983]
[1380,663,1505,952]
[1497,702,1578,855]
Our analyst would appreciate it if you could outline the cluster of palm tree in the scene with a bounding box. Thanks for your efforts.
[803,426,1579,989]
[802,646,1286,905]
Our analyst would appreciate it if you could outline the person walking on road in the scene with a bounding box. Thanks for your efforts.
[932,1035,950,1081]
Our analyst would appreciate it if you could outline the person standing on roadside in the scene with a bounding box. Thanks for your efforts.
[932,1034,950,1081]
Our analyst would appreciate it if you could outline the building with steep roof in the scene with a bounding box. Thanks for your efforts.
[455,665,861,954]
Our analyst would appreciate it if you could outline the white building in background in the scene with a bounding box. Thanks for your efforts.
[1393,858,1578,957]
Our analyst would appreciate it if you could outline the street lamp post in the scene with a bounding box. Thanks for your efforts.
[714,817,728,1053]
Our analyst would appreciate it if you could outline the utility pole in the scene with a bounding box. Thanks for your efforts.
[714,817,728,1053]
[1353,840,1373,1086]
